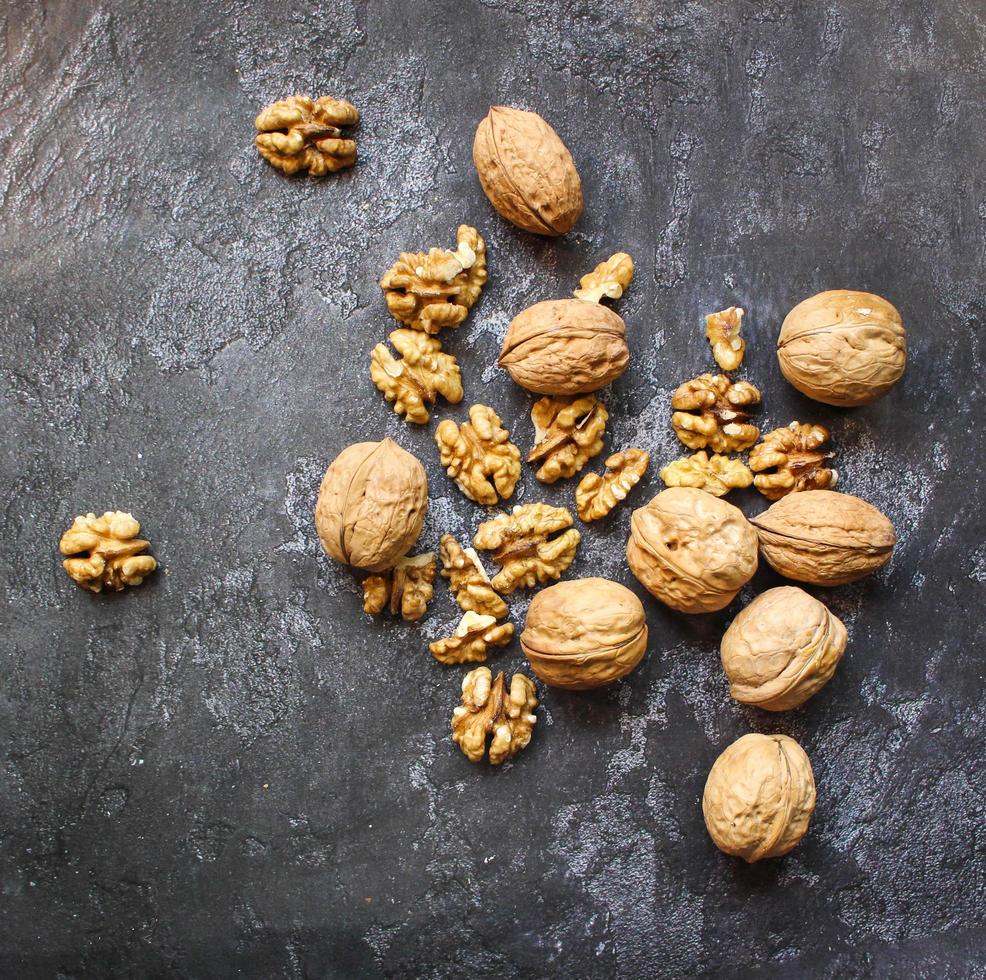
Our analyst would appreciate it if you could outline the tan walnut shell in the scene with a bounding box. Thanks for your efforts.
[499,300,628,395]
[473,106,582,236]
[777,289,907,407]
[521,578,647,690]
[702,733,816,863]
[721,587,847,711]
[751,489,895,587]
[314,438,427,573]
[626,488,758,613]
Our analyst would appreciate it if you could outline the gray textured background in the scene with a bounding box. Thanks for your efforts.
[2,1,985,977]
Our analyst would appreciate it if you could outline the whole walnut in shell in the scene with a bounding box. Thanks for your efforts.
[314,439,428,572]
[703,733,816,862]
[521,578,647,690]
[721,587,847,711]
[751,489,895,586]
[626,488,758,613]
[777,289,906,407]
[473,106,582,236]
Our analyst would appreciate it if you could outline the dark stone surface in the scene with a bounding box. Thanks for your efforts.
[2,0,985,976]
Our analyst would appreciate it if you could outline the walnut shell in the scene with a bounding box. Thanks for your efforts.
[626,488,758,614]
[702,733,816,862]
[473,106,582,236]
[720,587,847,711]
[521,578,647,690]
[314,438,428,572]
[777,290,906,407]
[750,489,895,586]
[499,299,629,395]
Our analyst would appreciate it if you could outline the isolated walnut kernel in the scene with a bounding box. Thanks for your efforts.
[659,451,752,498]
[59,511,157,593]
[527,395,608,483]
[452,667,538,764]
[575,449,650,522]
[435,405,521,505]
[573,253,634,303]
[430,611,515,665]
[671,373,761,453]
[255,96,358,176]
[706,306,746,372]
[370,329,463,424]
[439,535,508,619]
[749,422,837,500]
[379,226,487,334]
[362,553,435,622]
[473,503,580,594]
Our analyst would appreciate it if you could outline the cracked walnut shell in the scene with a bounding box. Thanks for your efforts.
[362,553,435,622]
[777,290,906,407]
[473,106,582,236]
[59,511,157,593]
[379,225,487,334]
[671,374,761,453]
[430,611,515,665]
[435,405,521,505]
[521,578,647,690]
[576,449,650,522]
[721,587,847,711]
[627,488,758,613]
[751,490,895,586]
[255,96,358,176]
[473,503,580,594]
[659,451,752,498]
[527,395,608,484]
[749,422,837,500]
[315,439,427,572]
[452,667,538,764]
[703,733,816,862]
[706,306,746,372]
[439,535,508,619]
[370,329,463,424]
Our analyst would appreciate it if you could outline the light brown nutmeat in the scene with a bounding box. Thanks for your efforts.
[370,329,463,424]
[439,535,508,619]
[379,225,487,335]
[749,422,838,500]
[255,95,358,176]
[670,373,761,453]
[362,553,436,622]
[527,395,608,484]
[429,611,515,665]
[435,405,521,505]
[575,449,650,522]
[705,306,746,372]
[451,667,538,764]
[59,511,157,593]
[659,451,752,498]
[573,253,635,304]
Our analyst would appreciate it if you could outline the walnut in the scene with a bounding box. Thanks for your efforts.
[671,373,761,453]
[435,405,521,505]
[439,535,508,619]
[749,422,838,500]
[473,503,580,594]
[379,225,487,334]
[659,451,752,498]
[59,511,157,593]
[705,306,746,372]
[527,395,608,483]
[430,611,515,665]
[370,329,463,424]
[362,553,435,622]
[451,667,538,764]
[575,449,650,522]
[254,95,358,176]
[573,253,634,303]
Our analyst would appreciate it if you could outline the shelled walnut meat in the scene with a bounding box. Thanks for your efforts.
[706,306,746,372]
[435,405,521,505]
[362,553,435,622]
[777,289,907,407]
[452,667,538,764]
[751,489,896,586]
[255,95,358,176]
[749,422,837,500]
[671,374,761,453]
[521,578,647,690]
[315,438,428,572]
[703,733,816,863]
[370,328,463,424]
[660,451,752,498]
[439,535,508,619]
[627,488,758,613]
[430,611,515,665]
[721,587,847,711]
[59,511,157,593]
[576,449,650,522]
[527,395,608,483]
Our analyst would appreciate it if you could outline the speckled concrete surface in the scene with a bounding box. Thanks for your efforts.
[2,1,985,977]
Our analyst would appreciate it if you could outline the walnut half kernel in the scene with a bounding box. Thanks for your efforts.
[362,553,435,622]
[451,667,538,764]
[671,373,761,453]
[430,611,515,665]
[706,306,746,372]
[255,95,358,176]
[749,422,837,500]
[439,535,508,619]
[370,329,463,424]
[575,448,650,522]
[660,451,752,498]
[59,511,157,593]
[527,395,608,484]
[435,405,521,505]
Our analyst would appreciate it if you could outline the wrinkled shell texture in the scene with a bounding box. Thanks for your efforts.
[473,106,582,235]
[521,578,648,690]
[777,289,907,406]
[752,489,896,586]
[721,587,848,711]
[703,733,816,863]
[499,299,629,395]
[627,488,758,613]
[314,439,428,572]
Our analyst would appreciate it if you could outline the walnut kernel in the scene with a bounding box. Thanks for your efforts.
[575,449,650,522]
[435,405,521,505]
[362,553,435,622]
[452,667,538,764]
[439,535,508,619]
[706,306,746,371]
[370,329,463,424]
[527,395,608,483]
[749,422,837,500]
[255,96,358,176]
[671,373,761,453]
[659,451,753,498]
[573,253,634,303]
[59,511,157,593]
[430,611,515,665]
